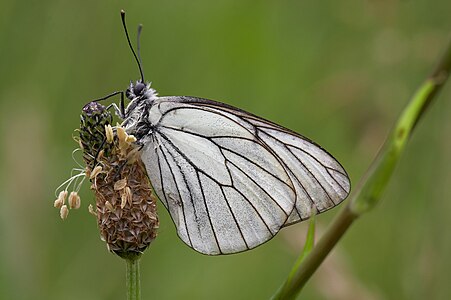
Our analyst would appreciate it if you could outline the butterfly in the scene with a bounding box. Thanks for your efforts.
[93,11,350,255]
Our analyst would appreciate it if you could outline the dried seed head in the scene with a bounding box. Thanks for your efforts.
[60,205,69,220]
[56,101,158,256]
[93,154,159,258]
[78,102,158,258]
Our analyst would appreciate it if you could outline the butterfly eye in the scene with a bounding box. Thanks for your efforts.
[133,82,146,96]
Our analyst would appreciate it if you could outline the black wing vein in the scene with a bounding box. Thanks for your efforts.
[139,96,350,255]
[157,144,194,247]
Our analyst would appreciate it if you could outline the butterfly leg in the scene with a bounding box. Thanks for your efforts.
[91,91,125,119]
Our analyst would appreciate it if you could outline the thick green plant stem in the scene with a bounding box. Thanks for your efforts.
[272,208,357,300]
[272,39,451,300]
[272,214,318,300]
[126,257,141,300]
[351,40,451,214]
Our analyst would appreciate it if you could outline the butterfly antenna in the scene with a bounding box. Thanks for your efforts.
[137,24,144,75]
[120,10,145,83]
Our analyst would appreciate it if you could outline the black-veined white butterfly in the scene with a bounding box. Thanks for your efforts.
[93,11,350,255]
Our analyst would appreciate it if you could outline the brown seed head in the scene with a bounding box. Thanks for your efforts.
[87,125,159,258]
[79,103,158,258]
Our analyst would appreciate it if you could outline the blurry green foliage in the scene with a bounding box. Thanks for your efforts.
[0,1,450,299]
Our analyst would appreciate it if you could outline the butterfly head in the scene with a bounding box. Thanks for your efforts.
[126,80,157,101]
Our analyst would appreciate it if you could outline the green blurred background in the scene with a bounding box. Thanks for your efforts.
[0,1,450,299]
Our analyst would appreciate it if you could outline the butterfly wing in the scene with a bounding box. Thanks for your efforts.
[164,97,351,225]
[140,96,350,255]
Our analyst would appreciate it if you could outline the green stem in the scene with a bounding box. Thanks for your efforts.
[126,257,141,300]
[272,213,318,300]
[272,208,357,299]
[272,39,451,299]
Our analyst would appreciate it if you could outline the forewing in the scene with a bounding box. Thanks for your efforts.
[141,99,296,254]
[160,96,351,225]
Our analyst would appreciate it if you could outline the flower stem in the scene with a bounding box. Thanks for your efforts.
[272,208,357,300]
[126,257,141,300]
[272,38,451,299]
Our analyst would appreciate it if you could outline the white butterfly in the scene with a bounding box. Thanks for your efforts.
[98,11,350,255]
